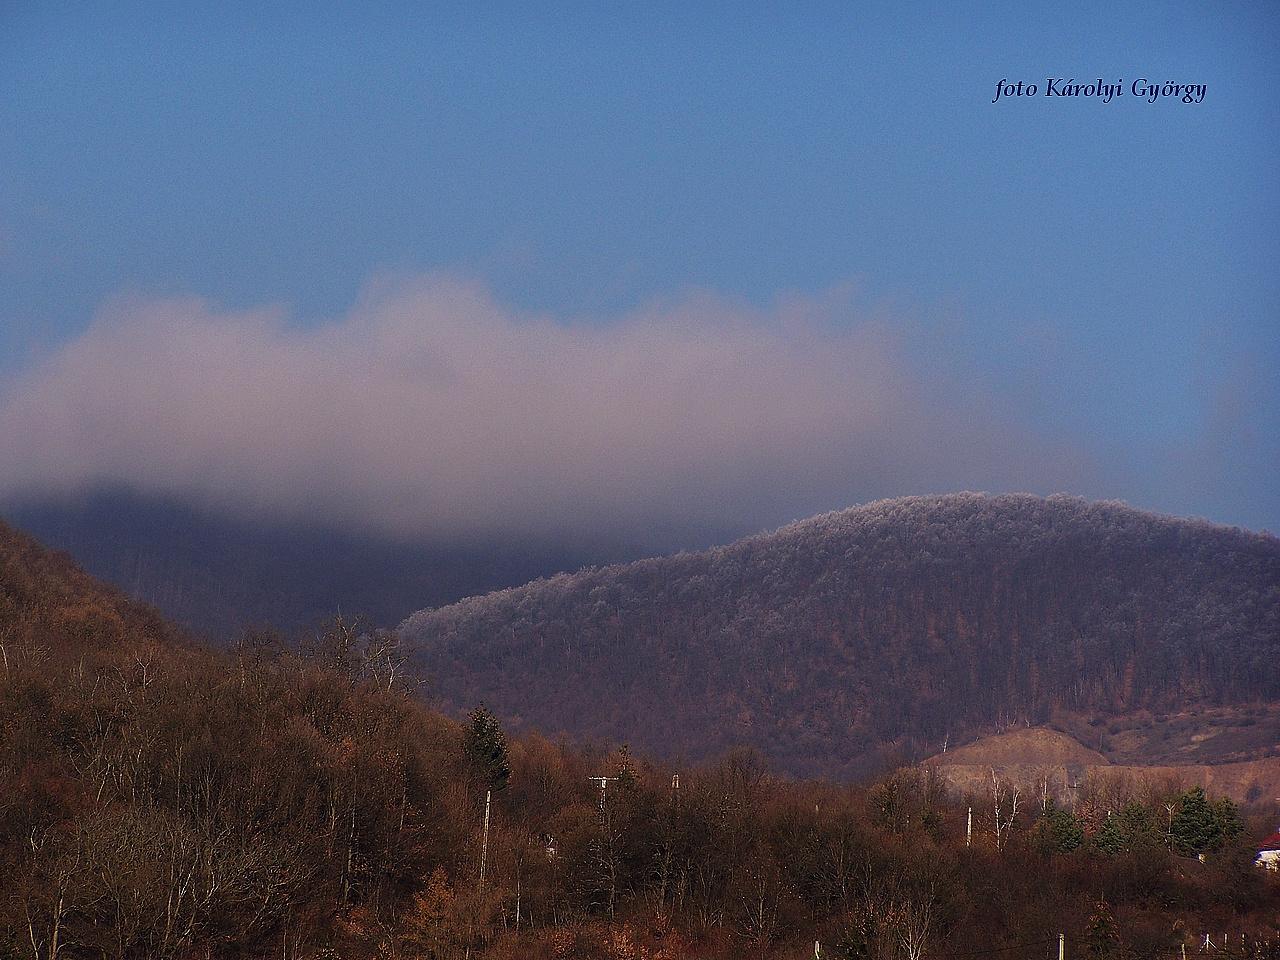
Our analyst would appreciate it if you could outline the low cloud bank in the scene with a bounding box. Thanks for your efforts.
[0,276,1094,539]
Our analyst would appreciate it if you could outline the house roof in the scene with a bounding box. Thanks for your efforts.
[1258,831,1280,852]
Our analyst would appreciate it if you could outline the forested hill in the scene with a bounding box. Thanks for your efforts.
[0,515,182,652]
[6,505,1280,956]
[401,494,1280,780]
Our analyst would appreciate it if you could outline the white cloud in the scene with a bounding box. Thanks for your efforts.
[0,275,1096,538]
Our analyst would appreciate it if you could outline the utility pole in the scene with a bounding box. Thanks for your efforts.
[966,807,972,848]
[1059,932,1065,960]
[658,773,680,920]
[480,789,492,889]
[588,775,618,808]
[467,789,492,960]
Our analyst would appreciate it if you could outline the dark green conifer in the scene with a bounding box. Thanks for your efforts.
[1171,786,1221,855]
[464,702,511,791]
[1038,799,1084,852]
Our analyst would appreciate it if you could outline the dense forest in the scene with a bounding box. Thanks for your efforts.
[401,494,1280,780]
[5,514,1280,958]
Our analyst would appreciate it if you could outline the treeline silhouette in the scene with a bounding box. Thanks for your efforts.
[402,494,1280,779]
[4,515,1280,958]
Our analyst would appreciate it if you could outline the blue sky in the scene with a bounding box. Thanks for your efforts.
[1,2,1276,538]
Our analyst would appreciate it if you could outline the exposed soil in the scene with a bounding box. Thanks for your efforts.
[932,726,1109,769]
[925,709,1280,805]
[1049,704,1280,766]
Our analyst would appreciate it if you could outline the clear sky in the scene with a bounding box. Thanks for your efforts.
[1,2,1276,540]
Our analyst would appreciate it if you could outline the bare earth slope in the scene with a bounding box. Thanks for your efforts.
[401,494,1280,780]
[927,722,1280,805]
[933,727,1110,768]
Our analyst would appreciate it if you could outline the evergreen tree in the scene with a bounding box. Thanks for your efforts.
[1038,799,1084,853]
[1212,795,1245,845]
[1085,899,1119,959]
[1171,787,1221,855]
[464,702,511,791]
[1118,801,1160,853]
[1094,813,1123,855]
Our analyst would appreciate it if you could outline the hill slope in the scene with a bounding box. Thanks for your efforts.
[925,725,1280,805]
[4,490,674,639]
[0,514,183,653]
[6,511,1280,956]
[401,493,1280,779]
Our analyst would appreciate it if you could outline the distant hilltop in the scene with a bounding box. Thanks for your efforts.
[402,493,1280,781]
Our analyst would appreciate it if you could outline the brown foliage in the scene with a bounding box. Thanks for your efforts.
[5,511,1280,958]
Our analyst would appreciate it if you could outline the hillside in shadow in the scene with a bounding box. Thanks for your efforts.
[3,489,685,639]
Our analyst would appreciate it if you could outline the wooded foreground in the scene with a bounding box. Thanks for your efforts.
[2,516,1280,959]
[4,617,1280,960]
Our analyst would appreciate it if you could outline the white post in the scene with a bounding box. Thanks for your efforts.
[966,807,972,848]
[468,792,493,960]
[1059,932,1065,960]
[480,789,491,889]
[589,775,618,809]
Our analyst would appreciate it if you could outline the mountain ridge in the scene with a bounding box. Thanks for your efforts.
[401,493,1280,780]
[6,506,1280,954]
